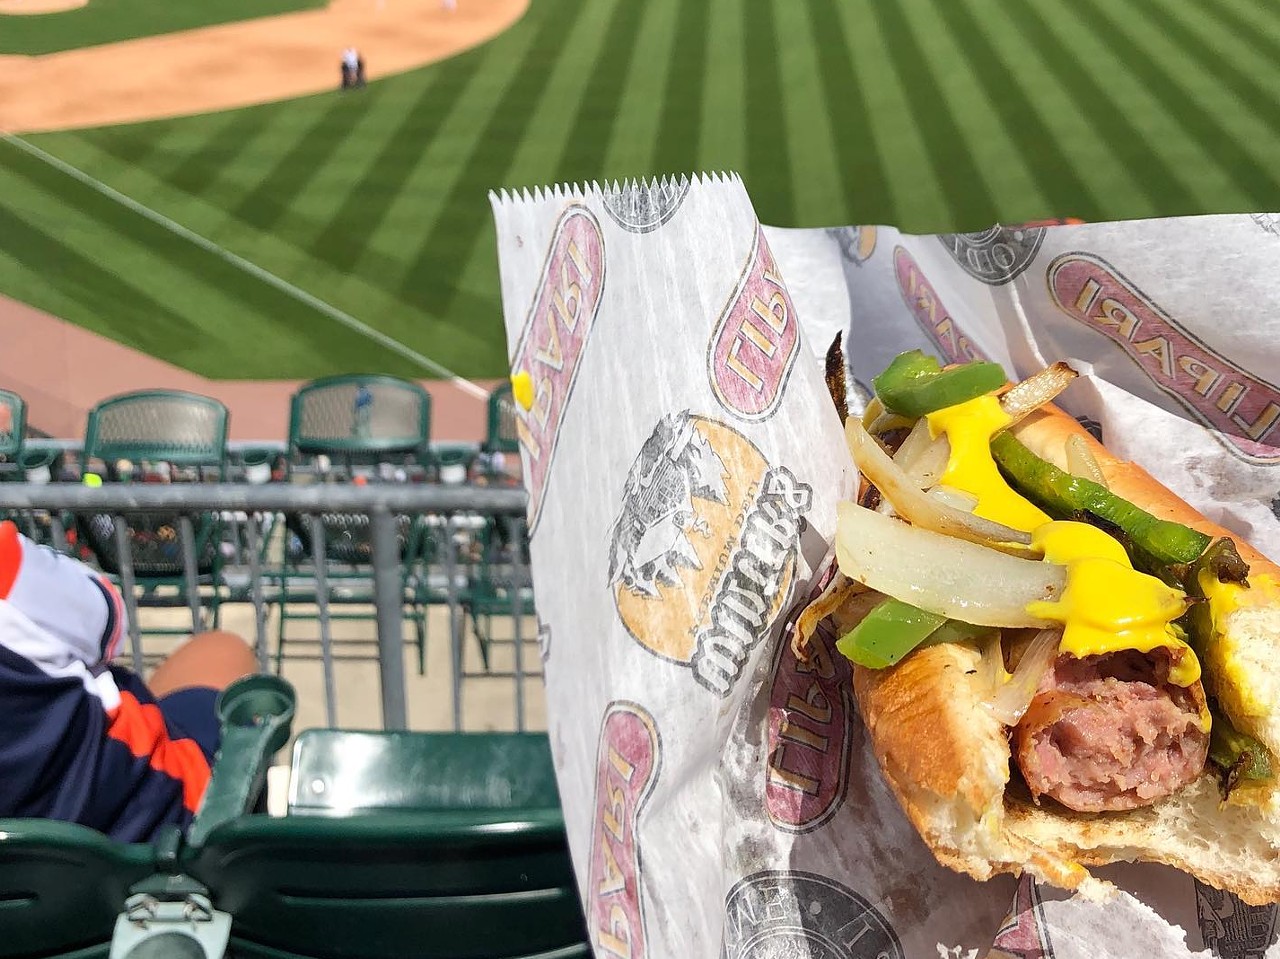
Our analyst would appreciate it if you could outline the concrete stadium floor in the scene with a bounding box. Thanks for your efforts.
[134,602,547,813]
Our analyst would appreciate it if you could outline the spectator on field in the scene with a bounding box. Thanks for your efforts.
[0,521,258,842]
[341,47,359,89]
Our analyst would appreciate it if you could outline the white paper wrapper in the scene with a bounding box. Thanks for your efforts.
[489,175,1280,959]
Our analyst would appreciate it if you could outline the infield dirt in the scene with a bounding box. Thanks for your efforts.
[0,0,528,133]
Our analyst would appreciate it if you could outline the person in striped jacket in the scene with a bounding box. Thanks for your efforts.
[0,520,256,841]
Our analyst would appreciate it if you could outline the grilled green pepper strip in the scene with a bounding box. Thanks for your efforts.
[1209,707,1272,797]
[1180,537,1251,657]
[872,350,1007,419]
[990,432,1211,566]
[836,597,988,669]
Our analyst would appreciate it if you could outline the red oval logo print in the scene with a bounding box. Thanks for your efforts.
[766,571,854,833]
[509,205,607,531]
[1048,253,1280,464]
[588,702,661,959]
[894,246,990,364]
[708,226,802,422]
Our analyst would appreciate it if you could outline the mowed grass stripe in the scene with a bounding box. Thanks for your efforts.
[358,20,556,292]
[773,0,842,225]
[799,0,892,225]
[833,0,949,229]
[1125,0,1280,146]
[389,0,620,314]
[922,0,1103,223]
[394,0,583,316]
[698,0,746,173]
[994,0,1199,216]
[1057,0,1280,209]
[1197,0,1280,63]
[306,54,488,273]
[453,0,634,319]
[65,123,167,180]
[599,0,678,180]
[1158,0,1280,77]
[159,107,280,203]
[477,0,617,188]
[647,0,708,179]
[958,0,1152,221]
[0,201,208,358]
[230,94,379,234]
[556,0,652,184]
[0,158,356,374]
[865,0,997,229]
[0,139,413,374]
[742,0,794,225]
[896,0,1050,224]
[29,128,280,252]
[23,128,165,207]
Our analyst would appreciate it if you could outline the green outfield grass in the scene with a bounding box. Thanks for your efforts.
[3,0,1280,380]
[0,0,325,55]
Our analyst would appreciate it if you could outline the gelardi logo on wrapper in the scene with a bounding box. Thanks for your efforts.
[602,177,690,234]
[894,247,990,365]
[829,225,878,265]
[1047,252,1280,464]
[607,412,812,697]
[988,875,1056,959]
[509,205,606,532]
[588,702,661,959]
[708,226,803,423]
[938,224,1047,285]
[765,562,855,833]
[722,871,903,959]
[1194,879,1276,959]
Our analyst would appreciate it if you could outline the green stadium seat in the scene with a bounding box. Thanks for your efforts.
[482,382,519,462]
[185,730,588,959]
[287,729,562,813]
[0,388,25,465]
[275,374,436,676]
[77,388,232,644]
[0,674,295,959]
[0,818,154,959]
[186,811,588,959]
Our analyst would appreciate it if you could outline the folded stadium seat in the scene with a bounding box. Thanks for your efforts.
[76,389,232,652]
[456,381,537,681]
[274,374,440,677]
[0,389,71,553]
[0,388,29,532]
[0,388,25,469]
[184,730,590,959]
[479,381,520,485]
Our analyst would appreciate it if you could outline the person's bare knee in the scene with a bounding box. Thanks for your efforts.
[148,630,257,699]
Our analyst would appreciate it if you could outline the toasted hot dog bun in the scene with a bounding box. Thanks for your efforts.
[846,403,1280,905]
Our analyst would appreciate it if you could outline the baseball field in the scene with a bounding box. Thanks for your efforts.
[2,0,1280,406]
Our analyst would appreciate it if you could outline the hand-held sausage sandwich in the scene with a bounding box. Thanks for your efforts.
[796,341,1280,904]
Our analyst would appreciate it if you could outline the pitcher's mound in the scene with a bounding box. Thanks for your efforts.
[0,0,88,13]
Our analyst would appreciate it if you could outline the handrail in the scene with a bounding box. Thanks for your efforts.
[0,481,533,731]
[0,483,528,513]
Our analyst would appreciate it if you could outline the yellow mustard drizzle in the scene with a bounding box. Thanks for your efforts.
[926,395,1052,534]
[1026,523,1198,688]
[1199,570,1278,623]
[926,393,1200,690]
